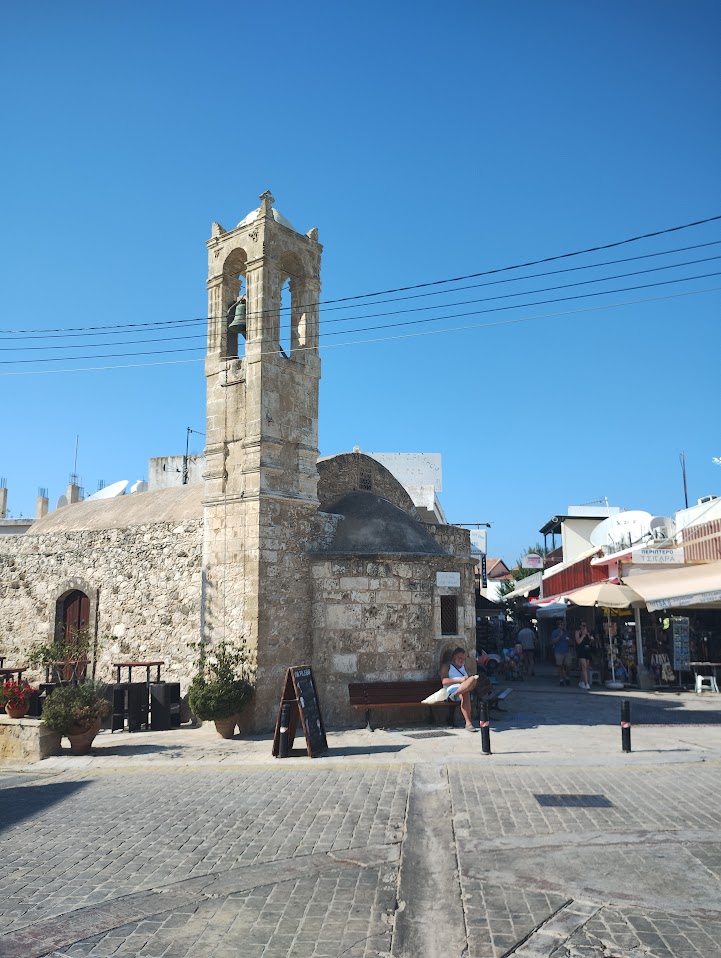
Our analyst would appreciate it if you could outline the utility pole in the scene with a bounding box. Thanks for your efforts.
[680,451,689,509]
[183,427,205,485]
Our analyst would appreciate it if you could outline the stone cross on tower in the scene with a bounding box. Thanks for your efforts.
[203,192,323,729]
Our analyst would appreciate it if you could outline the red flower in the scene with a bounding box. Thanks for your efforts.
[0,680,36,710]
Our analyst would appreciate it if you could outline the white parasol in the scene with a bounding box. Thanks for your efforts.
[566,582,644,686]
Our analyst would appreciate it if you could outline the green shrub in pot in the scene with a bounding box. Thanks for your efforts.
[41,681,111,736]
[187,640,254,721]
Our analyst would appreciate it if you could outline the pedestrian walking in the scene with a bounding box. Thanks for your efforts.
[517,622,537,676]
[551,620,572,686]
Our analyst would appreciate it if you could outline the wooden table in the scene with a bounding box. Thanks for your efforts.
[0,666,27,684]
[112,661,165,685]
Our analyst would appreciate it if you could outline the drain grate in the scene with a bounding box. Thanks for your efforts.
[534,793,613,808]
[403,730,455,740]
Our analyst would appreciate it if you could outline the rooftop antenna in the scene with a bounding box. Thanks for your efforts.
[183,427,205,485]
[680,450,689,509]
[69,434,80,486]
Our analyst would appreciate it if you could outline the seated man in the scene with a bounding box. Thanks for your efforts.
[440,647,478,732]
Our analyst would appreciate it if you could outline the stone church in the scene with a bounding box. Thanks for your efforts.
[0,193,476,730]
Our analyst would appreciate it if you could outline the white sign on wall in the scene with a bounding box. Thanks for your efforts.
[469,530,487,555]
[436,571,461,587]
[631,548,685,564]
[521,553,544,570]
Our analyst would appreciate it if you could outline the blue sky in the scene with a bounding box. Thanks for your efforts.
[1,1,719,563]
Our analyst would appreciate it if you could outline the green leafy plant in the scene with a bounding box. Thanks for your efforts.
[41,681,111,735]
[28,626,106,683]
[29,626,92,667]
[188,640,254,721]
[0,680,36,710]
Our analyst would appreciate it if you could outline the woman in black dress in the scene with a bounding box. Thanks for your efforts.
[575,622,595,690]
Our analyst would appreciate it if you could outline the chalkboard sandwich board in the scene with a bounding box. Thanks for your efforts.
[272,666,328,758]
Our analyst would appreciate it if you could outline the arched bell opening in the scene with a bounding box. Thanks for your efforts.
[279,278,291,357]
[222,248,248,360]
[278,251,306,360]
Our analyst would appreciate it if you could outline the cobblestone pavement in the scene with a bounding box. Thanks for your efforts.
[2,684,721,957]
[450,762,721,957]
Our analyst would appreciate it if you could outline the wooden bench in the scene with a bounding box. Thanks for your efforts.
[348,678,512,731]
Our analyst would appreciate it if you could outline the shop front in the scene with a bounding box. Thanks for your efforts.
[623,560,721,689]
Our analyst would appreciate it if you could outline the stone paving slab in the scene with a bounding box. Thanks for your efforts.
[0,767,408,935]
[553,905,721,958]
[23,866,398,958]
[447,762,721,958]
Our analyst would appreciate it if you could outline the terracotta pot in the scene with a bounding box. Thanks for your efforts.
[4,704,28,719]
[213,716,238,739]
[67,719,102,755]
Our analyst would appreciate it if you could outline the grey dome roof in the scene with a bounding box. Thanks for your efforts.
[317,491,445,556]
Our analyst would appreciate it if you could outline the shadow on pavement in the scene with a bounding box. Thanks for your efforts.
[631,703,721,725]
[323,745,410,756]
[0,780,90,833]
[92,742,189,756]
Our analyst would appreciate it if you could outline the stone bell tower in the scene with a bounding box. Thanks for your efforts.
[203,191,322,729]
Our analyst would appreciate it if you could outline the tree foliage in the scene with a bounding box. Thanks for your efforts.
[498,542,549,598]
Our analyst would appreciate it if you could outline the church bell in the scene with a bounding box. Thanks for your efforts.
[228,297,247,335]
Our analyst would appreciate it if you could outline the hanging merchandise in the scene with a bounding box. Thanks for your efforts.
[602,614,624,687]
[671,617,691,671]
[651,653,676,684]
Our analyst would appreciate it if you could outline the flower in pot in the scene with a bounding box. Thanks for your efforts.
[187,640,254,738]
[41,681,112,754]
[0,679,37,719]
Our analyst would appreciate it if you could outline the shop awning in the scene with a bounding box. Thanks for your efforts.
[503,571,543,601]
[624,561,721,611]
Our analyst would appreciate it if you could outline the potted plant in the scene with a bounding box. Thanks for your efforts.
[29,627,94,683]
[0,679,36,719]
[41,681,111,754]
[188,640,254,738]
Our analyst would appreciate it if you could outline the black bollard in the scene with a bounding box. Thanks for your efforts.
[480,700,491,755]
[621,699,632,753]
[278,703,291,758]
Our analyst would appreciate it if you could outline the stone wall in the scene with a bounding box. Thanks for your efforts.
[0,521,203,688]
[428,523,473,557]
[317,453,418,516]
[0,716,62,765]
[310,551,476,726]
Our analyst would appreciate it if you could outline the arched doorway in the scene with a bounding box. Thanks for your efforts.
[62,590,90,640]
[54,589,91,682]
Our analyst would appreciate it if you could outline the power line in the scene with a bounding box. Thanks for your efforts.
[317,268,721,339]
[1,280,718,368]
[1,251,719,354]
[1,285,717,377]
[2,216,720,336]
[298,213,721,309]
[8,233,718,339]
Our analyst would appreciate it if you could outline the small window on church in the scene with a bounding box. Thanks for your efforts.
[359,467,373,491]
[440,595,458,636]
